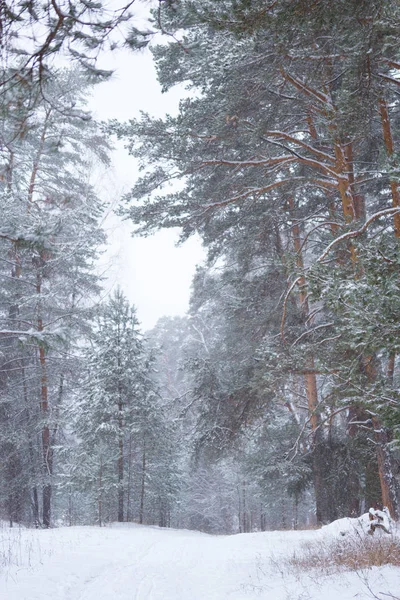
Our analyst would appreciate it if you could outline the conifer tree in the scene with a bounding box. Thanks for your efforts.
[0,68,108,526]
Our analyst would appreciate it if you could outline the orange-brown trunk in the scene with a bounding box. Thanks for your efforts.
[379,97,400,238]
[372,417,398,519]
[289,198,320,431]
[344,142,365,221]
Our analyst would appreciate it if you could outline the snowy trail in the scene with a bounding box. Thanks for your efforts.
[0,522,399,599]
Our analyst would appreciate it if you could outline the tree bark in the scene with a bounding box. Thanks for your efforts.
[22,357,41,527]
[39,337,52,526]
[345,142,365,221]
[372,416,399,519]
[98,456,103,527]
[387,352,396,385]
[117,409,124,522]
[139,441,146,525]
[126,434,133,522]
[117,318,124,522]
[379,96,400,238]
[289,199,329,522]
[35,254,53,528]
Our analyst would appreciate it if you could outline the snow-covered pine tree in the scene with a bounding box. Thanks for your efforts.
[0,68,108,527]
[69,290,180,526]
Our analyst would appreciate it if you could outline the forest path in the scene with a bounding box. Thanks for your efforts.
[0,522,398,599]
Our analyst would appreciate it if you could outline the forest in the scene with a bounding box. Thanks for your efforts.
[0,0,400,535]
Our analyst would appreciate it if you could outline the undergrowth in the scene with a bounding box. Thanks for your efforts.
[288,534,400,575]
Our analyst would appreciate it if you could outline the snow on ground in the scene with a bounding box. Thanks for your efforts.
[0,519,399,600]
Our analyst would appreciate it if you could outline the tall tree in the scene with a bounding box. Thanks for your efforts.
[0,68,108,526]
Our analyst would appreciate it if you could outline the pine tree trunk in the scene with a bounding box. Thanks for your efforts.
[372,416,399,519]
[333,139,358,263]
[237,483,242,533]
[117,318,124,523]
[293,494,299,530]
[379,97,400,238]
[289,199,327,523]
[260,509,266,532]
[242,480,248,533]
[32,487,40,528]
[98,456,103,527]
[346,406,365,516]
[34,252,53,528]
[39,337,52,527]
[126,434,133,522]
[345,142,365,220]
[118,408,124,522]
[139,442,146,525]
[68,485,73,527]
[387,352,396,384]
[21,356,41,527]
[11,243,41,527]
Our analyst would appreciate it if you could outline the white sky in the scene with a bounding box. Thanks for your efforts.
[88,3,205,331]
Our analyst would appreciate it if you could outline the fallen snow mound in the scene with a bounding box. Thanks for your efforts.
[320,510,396,539]
[320,513,371,538]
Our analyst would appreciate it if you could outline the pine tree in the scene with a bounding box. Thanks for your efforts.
[67,290,180,526]
[0,68,108,527]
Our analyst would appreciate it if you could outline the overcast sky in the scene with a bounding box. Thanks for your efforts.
[88,3,205,331]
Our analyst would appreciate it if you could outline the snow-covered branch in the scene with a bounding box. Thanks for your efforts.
[263,130,335,163]
[317,207,400,262]
[291,323,335,347]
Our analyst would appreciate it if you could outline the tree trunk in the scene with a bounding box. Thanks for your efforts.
[139,441,146,525]
[39,327,52,527]
[32,486,40,528]
[34,252,53,528]
[237,483,242,533]
[387,352,396,385]
[117,317,124,523]
[68,485,73,527]
[126,434,133,522]
[117,406,124,522]
[39,339,52,528]
[333,139,358,264]
[42,479,52,529]
[346,405,365,517]
[98,456,103,527]
[289,198,327,523]
[21,355,41,527]
[345,142,365,221]
[242,480,249,533]
[372,416,399,519]
[379,96,400,238]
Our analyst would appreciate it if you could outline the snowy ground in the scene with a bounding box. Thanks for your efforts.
[0,519,399,600]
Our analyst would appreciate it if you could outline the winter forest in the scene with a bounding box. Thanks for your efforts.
[1,0,400,546]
